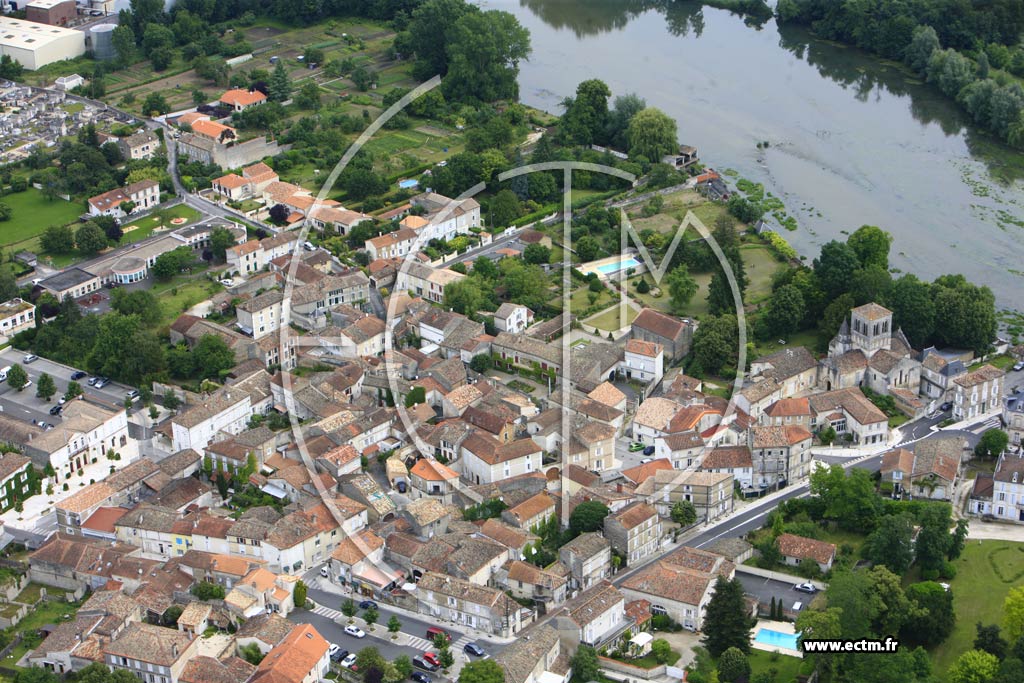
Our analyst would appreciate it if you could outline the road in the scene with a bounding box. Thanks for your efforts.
[287,582,501,667]
[0,347,136,424]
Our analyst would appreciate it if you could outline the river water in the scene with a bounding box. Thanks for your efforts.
[482,0,1024,310]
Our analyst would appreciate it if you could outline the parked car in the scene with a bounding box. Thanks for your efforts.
[358,600,378,610]
[1014,361,1024,372]
[328,644,341,658]
[87,376,100,386]
[344,625,365,638]
[628,442,645,452]
[23,354,37,364]
[940,401,953,412]
[640,458,653,464]
[463,643,485,657]
[49,405,62,416]
[982,513,997,522]
[330,648,348,663]
[422,653,441,667]
[341,653,358,669]
[220,278,234,287]
[411,673,432,683]
[125,389,139,401]
[70,371,87,381]
[94,377,110,389]
[425,627,450,643]
[320,566,329,578]
[794,582,817,594]
[396,481,407,494]
[412,657,439,672]
[58,396,66,405]
[642,445,656,456]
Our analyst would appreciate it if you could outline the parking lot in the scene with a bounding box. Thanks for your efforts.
[736,569,818,616]
[0,347,137,426]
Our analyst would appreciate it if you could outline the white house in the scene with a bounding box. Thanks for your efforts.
[87,180,160,218]
[170,391,255,452]
[953,364,1005,421]
[494,303,533,334]
[460,433,542,485]
[622,339,664,385]
[0,298,35,339]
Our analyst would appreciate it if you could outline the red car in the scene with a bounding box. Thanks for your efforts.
[422,652,441,667]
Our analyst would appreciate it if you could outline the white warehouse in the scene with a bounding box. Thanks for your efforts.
[0,17,86,70]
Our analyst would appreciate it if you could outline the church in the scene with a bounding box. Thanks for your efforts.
[819,302,922,401]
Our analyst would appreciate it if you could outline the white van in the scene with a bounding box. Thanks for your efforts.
[0,366,10,382]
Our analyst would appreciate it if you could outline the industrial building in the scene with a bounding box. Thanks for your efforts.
[25,0,78,27]
[0,17,86,70]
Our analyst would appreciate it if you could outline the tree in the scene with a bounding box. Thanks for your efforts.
[209,226,235,263]
[0,268,17,302]
[111,289,161,326]
[702,576,755,657]
[931,274,997,355]
[459,660,505,683]
[303,47,325,65]
[268,203,291,225]
[141,92,169,116]
[717,647,751,683]
[341,599,357,619]
[340,167,387,200]
[240,642,265,665]
[405,386,426,407]
[439,647,454,670]
[560,79,611,145]
[442,10,531,103]
[293,580,307,608]
[795,607,842,678]
[193,334,235,379]
[569,645,599,683]
[813,240,860,298]
[394,656,413,679]
[469,354,492,373]
[363,606,378,629]
[162,605,183,626]
[976,429,1010,459]
[112,25,137,66]
[666,264,698,314]
[915,504,954,573]
[1005,586,1024,642]
[950,518,970,561]
[647,638,672,664]
[6,364,27,391]
[490,189,521,228]
[825,569,883,638]
[65,381,83,402]
[905,25,940,73]
[269,60,292,102]
[888,274,935,348]
[626,107,677,160]
[387,615,402,637]
[863,513,915,575]
[356,648,386,677]
[847,225,893,270]
[606,92,647,148]
[35,373,56,402]
[73,222,108,255]
[0,203,11,222]
[948,650,1000,683]
[295,81,322,110]
[670,500,697,527]
[976,623,1008,659]
[927,49,975,99]
[761,284,805,339]
[569,501,609,536]
[40,225,75,254]
[191,581,225,600]
[575,235,601,261]
[523,243,551,265]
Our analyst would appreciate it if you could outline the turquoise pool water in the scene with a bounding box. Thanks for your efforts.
[398,178,419,189]
[754,628,800,651]
[595,257,640,274]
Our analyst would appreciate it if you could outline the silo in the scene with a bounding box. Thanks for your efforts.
[90,24,116,62]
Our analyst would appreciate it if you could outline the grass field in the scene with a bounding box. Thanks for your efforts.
[933,540,1024,676]
[747,648,810,683]
[0,189,83,250]
[120,205,203,245]
[588,305,638,331]
[740,244,783,304]
[752,329,821,359]
[151,276,223,329]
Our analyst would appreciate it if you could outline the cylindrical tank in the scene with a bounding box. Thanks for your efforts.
[90,23,116,61]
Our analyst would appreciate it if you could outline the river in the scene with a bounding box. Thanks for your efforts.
[481,0,1024,311]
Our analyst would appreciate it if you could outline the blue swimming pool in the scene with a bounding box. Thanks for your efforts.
[754,628,801,651]
[595,257,640,274]
[398,178,419,189]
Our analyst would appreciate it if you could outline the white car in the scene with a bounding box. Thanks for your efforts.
[341,653,358,669]
[220,278,235,287]
[320,566,329,578]
[344,625,365,639]
[23,354,38,363]
[328,644,341,657]
[794,582,817,594]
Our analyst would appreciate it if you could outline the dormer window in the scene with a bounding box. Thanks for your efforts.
[1014,472,1018,484]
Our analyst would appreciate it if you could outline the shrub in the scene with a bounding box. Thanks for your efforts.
[922,568,940,581]
[941,561,958,579]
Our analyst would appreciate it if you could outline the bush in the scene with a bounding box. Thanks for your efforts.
[941,561,958,579]
[922,568,940,581]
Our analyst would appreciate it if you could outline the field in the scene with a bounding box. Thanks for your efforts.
[151,276,224,329]
[747,649,810,683]
[933,540,1024,676]
[0,189,83,251]
[587,305,639,331]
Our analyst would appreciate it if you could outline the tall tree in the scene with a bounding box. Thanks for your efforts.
[442,10,531,103]
[974,623,1008,659]
[36,373,56,402]
[904,25,940,72]
[269,60,292,102]
[701,576,755,657]
[459,660,504,683]
[761,283,805,339]
[902,581,955,647]
[560,79,612,146]
[813,240,860,298]
[888,274,935,348]
[931,274,997,355]
[626,107,678,161]
[666,264,698,314]
[948,650,1000,683]
[863,513,915,575]
[914,504,953,572]
[847,225,893,269]
[568,501,609,536]
[1004,585,1024,642]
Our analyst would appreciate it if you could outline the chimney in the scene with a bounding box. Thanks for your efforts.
[172,643,178,658]
[616,483,623,493]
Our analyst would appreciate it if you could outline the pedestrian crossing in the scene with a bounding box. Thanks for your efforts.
[974,417,1002,433]
[312,604,343,620]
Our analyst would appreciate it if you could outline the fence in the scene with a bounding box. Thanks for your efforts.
[598,656,666,680]
[736,564,824,589]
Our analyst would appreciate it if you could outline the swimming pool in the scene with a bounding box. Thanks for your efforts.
[595,257,640,274]
[398,178,419,189]
[754,628,801,651]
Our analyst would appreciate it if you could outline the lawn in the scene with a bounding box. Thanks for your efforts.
[752,329,821,359]
[3,594,84,669]
[121,204,203,244]
[588,305,638,331]
[933,540,1024,677]
[740,244,783,304]
[969,354,1016,372]
[151,277,224,329]
[747,648,811,683]
[0,189,83,250]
